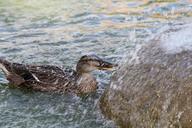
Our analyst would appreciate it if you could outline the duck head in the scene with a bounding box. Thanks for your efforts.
[76,54,118,95]
[76,54,117,74]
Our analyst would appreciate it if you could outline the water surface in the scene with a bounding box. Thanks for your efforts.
[0,0,192,128]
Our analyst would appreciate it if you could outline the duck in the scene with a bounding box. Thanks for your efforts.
[0,55,117,95]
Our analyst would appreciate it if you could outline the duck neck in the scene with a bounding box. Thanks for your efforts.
[75,64,97,94]
[75,71,97,94]
[76,65,92,79]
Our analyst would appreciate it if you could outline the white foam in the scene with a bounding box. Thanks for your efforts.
[161,23,192,54]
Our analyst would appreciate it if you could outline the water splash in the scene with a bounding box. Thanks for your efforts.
[161,23,192,54]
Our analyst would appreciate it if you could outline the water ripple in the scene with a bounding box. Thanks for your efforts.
[0,0,192,128]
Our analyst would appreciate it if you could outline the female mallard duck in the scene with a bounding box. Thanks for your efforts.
[0,55,117,95]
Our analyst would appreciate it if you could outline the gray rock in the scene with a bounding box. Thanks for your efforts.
[100,23,192,128]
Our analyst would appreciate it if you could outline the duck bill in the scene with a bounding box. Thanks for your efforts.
[97,60,118,71]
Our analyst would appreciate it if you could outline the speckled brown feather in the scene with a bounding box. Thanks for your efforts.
[0,59,78,93]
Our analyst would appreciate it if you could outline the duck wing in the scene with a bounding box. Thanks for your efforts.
[24,65,77,92]
[0,59,77,91]
[26,65,76,84]
[0,59,34,85]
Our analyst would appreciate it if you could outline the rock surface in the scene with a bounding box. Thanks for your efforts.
[100,23,192,128]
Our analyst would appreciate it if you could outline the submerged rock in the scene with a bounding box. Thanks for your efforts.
[100,23,192,128]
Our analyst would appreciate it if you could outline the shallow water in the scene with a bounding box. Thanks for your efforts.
[0,0,192,128]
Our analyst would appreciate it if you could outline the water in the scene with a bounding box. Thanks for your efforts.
[161,23,192,54]
[0,0,192,128]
